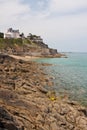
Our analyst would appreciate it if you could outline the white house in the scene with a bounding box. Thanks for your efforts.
[4,28,20,39]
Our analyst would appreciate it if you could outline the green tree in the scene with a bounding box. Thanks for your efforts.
[20,33,24,38]
[0,32,4,38]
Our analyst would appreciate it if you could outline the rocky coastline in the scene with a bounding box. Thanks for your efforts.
[0,54,87,130]
[0,36,65,58]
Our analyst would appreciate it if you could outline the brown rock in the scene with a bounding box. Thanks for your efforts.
[50,122,59,130]
[36,114,45,124]
[76,116,87,129]
[0,54,87,130]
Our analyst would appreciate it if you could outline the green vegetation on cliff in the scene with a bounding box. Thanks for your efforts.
[0,38,35,49]
[0,37,46,50]
[0,32,47,50]
[0,38,22,49]
[0,37,61,57]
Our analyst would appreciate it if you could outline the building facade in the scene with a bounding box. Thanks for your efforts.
[4,28,20,39]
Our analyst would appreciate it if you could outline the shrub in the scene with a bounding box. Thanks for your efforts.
[0,32,4,38]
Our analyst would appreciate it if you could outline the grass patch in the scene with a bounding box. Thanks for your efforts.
[0,38,23,49]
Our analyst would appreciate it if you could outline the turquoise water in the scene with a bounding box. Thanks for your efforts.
[36,53,87,106]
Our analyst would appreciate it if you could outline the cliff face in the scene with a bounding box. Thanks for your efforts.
[0,38,63,57]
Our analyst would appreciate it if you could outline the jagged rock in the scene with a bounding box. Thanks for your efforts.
[0,54,87,130]
[0,90,18,101]
[37,86,48,94]
[47,91,56,100]
[78,108,87,117]
[76,116,87,129]
[0,107,24,130]
[50,122,59,130]
[0,36,64,57]
[36,114,45,124]
[0,107,12,120]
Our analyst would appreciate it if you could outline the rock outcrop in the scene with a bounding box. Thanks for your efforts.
[0,54,87,130]
[0,38,64,57]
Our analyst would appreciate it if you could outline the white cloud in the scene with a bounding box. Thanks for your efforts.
[0,0,87,52]
[0,0,30,25]
[49,0,87,13]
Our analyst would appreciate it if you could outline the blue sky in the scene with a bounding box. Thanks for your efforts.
[0,0,87,52]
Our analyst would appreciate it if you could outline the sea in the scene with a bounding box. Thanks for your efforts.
[35,53,87,106]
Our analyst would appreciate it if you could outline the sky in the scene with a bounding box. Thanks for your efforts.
[0,0,87,52]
